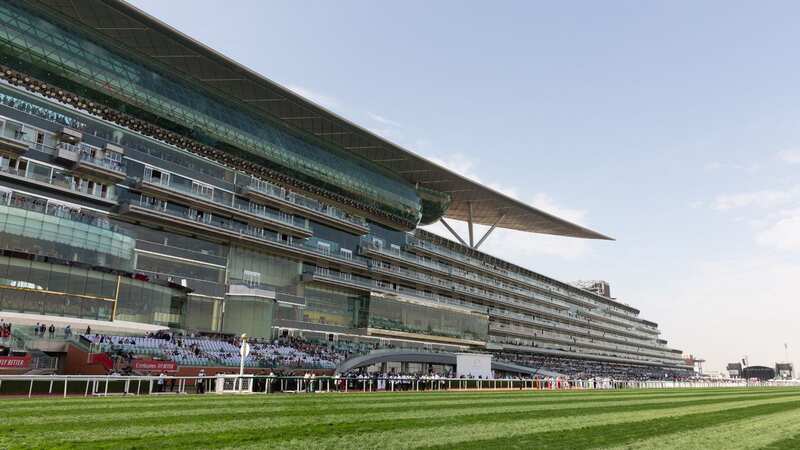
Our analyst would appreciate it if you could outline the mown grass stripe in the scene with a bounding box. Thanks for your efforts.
[22,391,800,449]
[0,391,776,432]
[759,434,800,450]
[423,398,800,449]
[282,392,800,450]
[607,406,800,450]
[3,389,797,437]
[3,389,790,415]
[1,389,783,425]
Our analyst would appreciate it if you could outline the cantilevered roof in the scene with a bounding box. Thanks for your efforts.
[28,0,612,240]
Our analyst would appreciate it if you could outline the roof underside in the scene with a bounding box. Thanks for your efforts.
[29,0,612,240]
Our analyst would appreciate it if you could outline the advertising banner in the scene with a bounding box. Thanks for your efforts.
[0,355,31,369]
[132,359,178,372]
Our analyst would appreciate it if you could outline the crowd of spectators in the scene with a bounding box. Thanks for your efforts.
[82,332,355,370]
[497,352,691,380]
[0,318,11,340]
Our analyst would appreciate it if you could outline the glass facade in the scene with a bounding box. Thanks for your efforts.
[0,1,422,226]
[115,277,185,328]
[0,255,116,321]
[227,246,301,289]
[298,284,369,329]
[220,295,274,338]
[184,296,223,334]
[0,192,134,271]
[0,2,687,368]
[367,296,488,343]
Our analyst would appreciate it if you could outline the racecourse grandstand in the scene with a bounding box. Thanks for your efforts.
[0,0,690,379]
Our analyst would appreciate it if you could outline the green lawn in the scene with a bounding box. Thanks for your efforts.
[2,387,800,449]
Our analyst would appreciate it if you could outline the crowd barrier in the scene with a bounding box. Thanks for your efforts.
[0,374,798,398]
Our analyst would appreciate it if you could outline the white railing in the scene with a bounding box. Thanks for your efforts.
[0,374,797,398]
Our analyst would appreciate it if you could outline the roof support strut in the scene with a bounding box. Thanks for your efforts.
[439,218,468,247]
[467,202,475,247]
[474,213,505,250]
[440,213,506,250]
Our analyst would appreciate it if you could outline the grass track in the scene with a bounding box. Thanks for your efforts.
[1,388,799,449]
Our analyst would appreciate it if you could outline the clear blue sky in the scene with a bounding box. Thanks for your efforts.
[130,0,800,373]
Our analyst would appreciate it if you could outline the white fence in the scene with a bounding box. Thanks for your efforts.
[0,375,798,399]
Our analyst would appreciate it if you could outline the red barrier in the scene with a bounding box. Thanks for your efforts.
[89,353,114,370]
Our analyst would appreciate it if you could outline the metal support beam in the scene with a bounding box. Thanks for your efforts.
[467,202,475,247]
[439,218,468,247]
[474,213,505,250]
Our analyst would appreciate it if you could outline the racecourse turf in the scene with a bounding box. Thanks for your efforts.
[2,387,800,449]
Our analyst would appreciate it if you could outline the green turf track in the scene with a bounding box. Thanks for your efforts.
[2,388,800,449]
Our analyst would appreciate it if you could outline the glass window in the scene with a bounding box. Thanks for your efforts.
[220,295,273,338]
[367,296,488,342]
[27,161,52,182]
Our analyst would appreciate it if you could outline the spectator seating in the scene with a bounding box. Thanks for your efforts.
[496,352,691,380]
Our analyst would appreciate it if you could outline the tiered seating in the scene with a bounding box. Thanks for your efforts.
[496,352,691,380]
[81,334,348,369]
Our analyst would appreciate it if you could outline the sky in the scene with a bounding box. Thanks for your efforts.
[128,0,800,373]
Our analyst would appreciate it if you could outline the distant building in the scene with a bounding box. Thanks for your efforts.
[775,363,794,379]
[727,362,743,378]
[741,366,775,381]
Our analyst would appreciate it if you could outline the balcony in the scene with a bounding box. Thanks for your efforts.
[0,127,29,155]
[0,164,116,205]
[135,177,312,238]
[53,142,127,181]
[242,179,370,235]
[59,127,82,144]
[363,239,581,314]
[303,269,487,315]
[406,236,638,314]
[118,198,366,270]
[73,152,126,181]
[54,142,79,164]
[488,322,672,361]
[357,255,658,339]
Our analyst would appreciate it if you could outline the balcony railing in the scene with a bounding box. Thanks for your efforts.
[488,313,672,359]
[406,236,642,316]
[138,175,310,235]
[122,197,366,268]
[360,239,656,340]
[0,164,116,203]
[77,151,126,175]
[1,189,127,234]
[305,269,487,315]
[246,179,368,231]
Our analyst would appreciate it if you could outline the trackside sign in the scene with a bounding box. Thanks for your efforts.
[0,356,31,369]
[132,359,178,372]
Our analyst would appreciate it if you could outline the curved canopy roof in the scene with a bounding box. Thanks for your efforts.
[29,0,612,240]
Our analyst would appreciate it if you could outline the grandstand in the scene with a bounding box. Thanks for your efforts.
[0,0,690,380]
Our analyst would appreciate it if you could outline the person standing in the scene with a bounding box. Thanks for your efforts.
[197,369,206,394]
